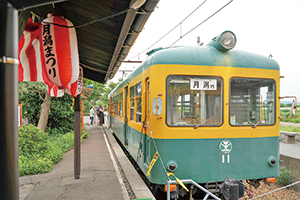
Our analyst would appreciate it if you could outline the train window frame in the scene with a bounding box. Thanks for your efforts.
[135,82,142,123]
[166,75,224,127]
[130,85,135,121]
[119,92,123,117]
[229,77,276,127]
[111,92,123,117]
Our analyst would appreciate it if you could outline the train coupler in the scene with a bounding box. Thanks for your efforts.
[219,177,244,200]
[205,181,219,193]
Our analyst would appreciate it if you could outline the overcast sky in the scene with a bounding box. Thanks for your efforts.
[114,0,300,101]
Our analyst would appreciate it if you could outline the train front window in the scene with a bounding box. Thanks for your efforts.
[166,75,223,126]
[230,78,276,126]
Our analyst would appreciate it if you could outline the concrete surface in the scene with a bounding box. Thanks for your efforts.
[280,122,300,127]
[279,122,300,192]
[19,124,155,200]
[280,153,300,191]
[280,142,300,160]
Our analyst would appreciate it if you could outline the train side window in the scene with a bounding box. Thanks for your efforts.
[113,103,118,115]
[135,82,142,123]
[130,86,135,121]
[119,101,123,117]
[166,75,223,127]
[229,78,276,126]
[118,92,123,117]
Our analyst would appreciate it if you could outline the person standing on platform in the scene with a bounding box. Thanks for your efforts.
[99,105,104,126]
[90,106,94,125]
[96,106,100,125]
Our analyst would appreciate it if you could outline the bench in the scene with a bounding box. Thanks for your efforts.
[280,131,298,144]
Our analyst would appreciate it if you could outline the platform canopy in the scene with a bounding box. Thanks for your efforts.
[9,0,159,83]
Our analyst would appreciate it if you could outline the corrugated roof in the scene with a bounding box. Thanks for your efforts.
[10,0,159,83]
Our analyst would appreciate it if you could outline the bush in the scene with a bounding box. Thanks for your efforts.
[19,124,89,176]
[277,166,292,186]
[280,109,300,123]
[19,124,50,158]
[19,124,55,176]
[82,130,89,139]
[19,125,76,176]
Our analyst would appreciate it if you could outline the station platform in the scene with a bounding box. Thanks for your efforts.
[280,141,300,160]
[19,124,155,200]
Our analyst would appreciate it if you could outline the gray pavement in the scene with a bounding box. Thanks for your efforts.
[280,141,300,160]
[19,124,155,200]
[280,122,300,160]
[280,121,300,127]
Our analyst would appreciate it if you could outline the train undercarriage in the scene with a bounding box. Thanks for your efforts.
[150,177,246,200]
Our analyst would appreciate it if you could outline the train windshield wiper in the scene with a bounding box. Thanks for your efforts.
[252,119,263,128]
[194,115,216,129]
[252,109,271,128]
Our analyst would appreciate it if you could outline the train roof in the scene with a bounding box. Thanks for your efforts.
[145,45,280,70]
[109,45,280,97]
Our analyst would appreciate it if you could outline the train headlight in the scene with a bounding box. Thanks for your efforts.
[166,160,178,172]
[207,30,237,52]
[268,156,277,167]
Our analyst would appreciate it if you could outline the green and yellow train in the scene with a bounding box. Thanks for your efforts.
[108,31,280,200]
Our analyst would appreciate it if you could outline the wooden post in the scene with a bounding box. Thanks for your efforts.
[81,98,84,134]
[74,95,81,179]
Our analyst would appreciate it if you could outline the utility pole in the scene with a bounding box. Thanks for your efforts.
[119,69,132,80]
[0,2,19,199]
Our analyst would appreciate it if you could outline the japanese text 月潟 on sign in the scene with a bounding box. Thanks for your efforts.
[190,79,217,90]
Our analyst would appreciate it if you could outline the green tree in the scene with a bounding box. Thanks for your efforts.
[19,78,121,132]
[82,78,122,114]
[19,82,74,133]
[19,82,47,127]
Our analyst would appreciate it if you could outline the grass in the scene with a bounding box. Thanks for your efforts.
[280,125,300,133]
[280,109,300,123]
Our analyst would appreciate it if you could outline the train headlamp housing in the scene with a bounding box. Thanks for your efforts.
[166,160,178,172]
[268,156,277,167]
[207,31,236,52]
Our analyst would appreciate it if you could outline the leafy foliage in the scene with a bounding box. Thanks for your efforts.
[19,124,50,158]
[47,94,74,133]
[19,124,88,176]
[19,82,74,134]
[276,166,292,186]
[280,109,300,123]
[19,124,59,176]
[19,82,46,125]
[83,78,122,115]
[280,125,300,133]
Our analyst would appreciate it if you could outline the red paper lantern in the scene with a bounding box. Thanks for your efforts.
[40,14,79,89]
[65,66,83,97]
[19,17,44,82]
[48,85,64,97]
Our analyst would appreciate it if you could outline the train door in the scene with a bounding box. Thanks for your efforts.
[124,86,129,146]
[144,78,151,165]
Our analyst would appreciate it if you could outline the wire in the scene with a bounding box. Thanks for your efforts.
[75,8,130,28]
[127,0,208,60]
[169,0,233,47]
[32,8,130,29]
[146,122,171,181]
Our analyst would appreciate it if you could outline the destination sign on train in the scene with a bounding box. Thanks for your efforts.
[190,79,217,90]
